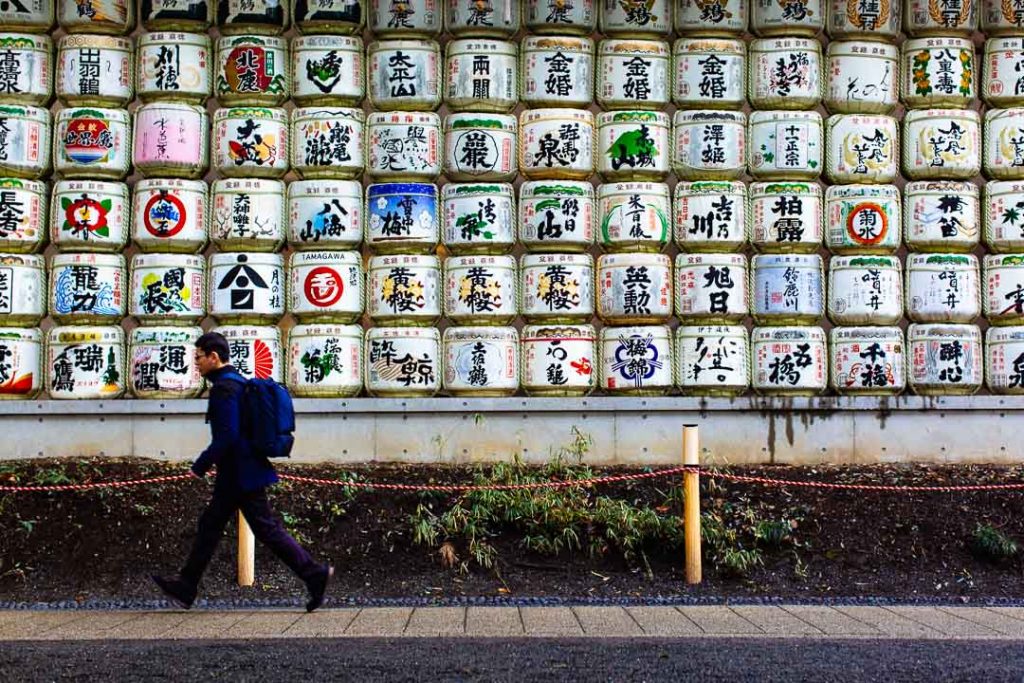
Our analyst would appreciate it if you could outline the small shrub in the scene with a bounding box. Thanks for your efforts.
[973,524,1020,561]
[754,520,792,548]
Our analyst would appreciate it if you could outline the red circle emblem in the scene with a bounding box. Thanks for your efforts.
[143,192,187,238]
[303,266,343,307]
[846,202,888,246]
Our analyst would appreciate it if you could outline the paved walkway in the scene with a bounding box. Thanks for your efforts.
[3,606,1024,640]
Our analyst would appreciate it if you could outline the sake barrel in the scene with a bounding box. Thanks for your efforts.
[445,39,518,114]
[141,0,213,31]
[0,178,48,253]
[365,111,442,181]
[286,323,363,397]
[747,37,823,110]
[673,181,747,252]
[365,182,439,254]
[0,105,51,180]
[907,323,982,395]
[0,253,45,326]
[675,0,747,34]
[366,39,442,112]
[600,0,671,36]
[0,327,42,398]
[212,107,290,179]
[674,253,748,324]
[984,180,1024,253]
[596,252,673,324]
[214,35,290,107]
[675,324,749,396]
[599,324,673,395]
[215,324,283,381]
[211,178,285,252]
[747,110,823,181]
[442,183,516,255]
[49,252,125,324]
[0,33,53,106]
[366,253,441,325]
[597,110,672,182]
[750,182,823,253]
[902,109,981,180]
[290,35,364,107]
[292,0,364,34]
[984,108,1024,180]
[519,108,595,181]
[826,0,901,40]
[520,253,594,323]
[1,0,54,32]
[128,325,203,398]
[521,323,596,396]
[905,252,981,323]
[595,39,671,110]
[824,184,901,254]
[444,254,518,325]
[986,326,1024,393]
[290,107,365,180]
[904,0,977,36]
[217,0,289,35]
[828,255,903,325]
[751,326,827,395]
[830,326,906,396]
[525,0,596,34]
[982,38,1024,109]
[368,0,442,36]
[670,110,745,181]
[982,0,1024,35]
[444,113,518,183]
[288,250,363,324]
[824,41,900,115]
[984,254,1024,326]
[58,0,134,33]
[208,252,285,324]
[903,180,980,252]
[445,0,520,38]
[49,180,129,252]
[824,114,899,184]
[597,182,671,252]
[750,254,825,324]
[518,181,595,252]
[364,326,441,397]
[671,38,745,110]
[129,253,205,325]
[132,178,209,253]
[56,35,133,107]
[46,325,124,399]
[443,325,519,396]
[287,179,362,250]
[520,36,595,107]
[751,0,824,35]
[136,32,212,104]
[900,37,976,110]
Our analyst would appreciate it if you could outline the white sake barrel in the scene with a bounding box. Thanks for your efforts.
[129,253,205,325]
[56,34,133,106]
[907,323,982,395]
[1,0,53,32]
[520,253,594,323]
[905,0,977,35]
[210,178,286,252]
[128,326,203,399]
[670,110,746,181]
[675,0,747,34]
[982,0,1024,35]
[519,181,595,252]
[288,250,363,324]
[365,182,439,254]
[445,39,518,113]
[0,34,53,107]
[132,178,209,253]
[984,108,1024,180]
[287,179,362,250]
[365,111,442,181]
[747,37,822,110]
[671,38,746,110]
[49,180,129,252]
[830,326,905,396]
[751,0,823,35]
[599,0,671,36]
[49,252,125,324]
[597,252,673,324]
[212,107,290,179]
[0,327,41,398]
[597,110,672,182]
[0,178,48,254]
[366,254,442,326]
[900,37,976,109]
[750,181,823,253]
[442,183,516,255]
[599,324,673,395]
[520,36,595,107]
[828,255,903,325]
[747,110,823,181]
[982,37,1024,108]
[366,39,443,112]
[826,0,901,40]
[290,107,365,180]
[824,41,900,115]
[446,0,520,38]
[518,108,595,181]
[444,254,518,325]
[674,253,748,323]
[368,0,443,36]
[903,181,980,252]
[290,35,364,107]
[286,323,362,397]
[215,325,283,381]
[902,109,981,180]
[984,254,1024,326]
[675,324,749,396]
[0,105,51,180]
[208,252,285,324]
[293,0,363,34]
[595,40,671,109]
[598,182,671,252]
[0,253,45,327]
[525,0,596,34]
[58,0,134,33]
[985,180,1024,253]
[364,326,441,397]
[136,32,212,104]
[906,253,981,323]
[986,326,1024,394]
[673,181,747,252]
[54,106,128,180]
[750,254,825,325]
[824,114,899,184]
[443,325,519,396]
[46,325,125,400]
[825,184,901,254]
[521,323,596,396]
[751,326,827,395]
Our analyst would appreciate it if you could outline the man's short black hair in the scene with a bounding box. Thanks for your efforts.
[195,332,231,365]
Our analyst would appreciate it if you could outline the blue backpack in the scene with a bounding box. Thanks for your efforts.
[223,374,295,459]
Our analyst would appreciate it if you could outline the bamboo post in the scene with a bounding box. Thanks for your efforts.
[238,512,255,587]
[683,425,702,585]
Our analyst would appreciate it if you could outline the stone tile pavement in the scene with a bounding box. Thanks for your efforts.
[2,606,1024,640]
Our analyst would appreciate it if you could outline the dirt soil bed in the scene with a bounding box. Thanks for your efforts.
[1,458,1023,604]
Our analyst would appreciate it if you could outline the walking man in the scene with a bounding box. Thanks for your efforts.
[152,332,333,612]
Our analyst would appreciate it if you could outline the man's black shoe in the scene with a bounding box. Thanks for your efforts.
[152,575,196,609]
[306,564,334,613]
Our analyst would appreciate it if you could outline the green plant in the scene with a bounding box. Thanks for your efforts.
[754,520,792,548]
[973,524,1020,561]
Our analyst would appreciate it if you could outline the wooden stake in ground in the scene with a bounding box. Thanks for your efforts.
[683,425,702,585]
[238,511,255,587]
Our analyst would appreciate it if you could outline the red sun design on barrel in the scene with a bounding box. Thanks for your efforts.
[846,202,888,245]
[303,266,343,307]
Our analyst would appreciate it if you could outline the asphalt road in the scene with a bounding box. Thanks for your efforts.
[2,637,1022,682]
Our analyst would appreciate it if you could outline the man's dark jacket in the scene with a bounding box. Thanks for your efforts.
[191,365,279,492]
